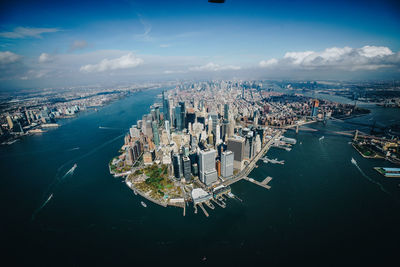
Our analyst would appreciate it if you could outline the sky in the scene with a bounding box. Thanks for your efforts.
[0,0,400,89]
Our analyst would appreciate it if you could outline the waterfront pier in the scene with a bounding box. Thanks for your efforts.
[198,203,209,217]
[243,177,271,190]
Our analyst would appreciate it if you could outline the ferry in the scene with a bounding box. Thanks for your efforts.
[141,201,147,208]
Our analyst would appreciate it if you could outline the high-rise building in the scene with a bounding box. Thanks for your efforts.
[199,149,218,185]
[179,101,186,130]
[311,99,319,117]
[224,104,229,120]
[182,156,192,182]
[152,121,160,146]
[155,106,160,122]
[216,160,221,177]
[164,120,171,142]
[172,153,183,179]
[174,106,183,131]
[221,150,234,178]
[6,115,13,130]
[215,124,221,144]
[210,112,218,134]
[126,148,135,165]
[227,136,245,170]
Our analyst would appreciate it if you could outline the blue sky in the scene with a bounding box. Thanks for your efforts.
[1,0,400,89]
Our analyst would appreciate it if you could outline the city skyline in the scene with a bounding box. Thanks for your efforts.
[1,0,400,89]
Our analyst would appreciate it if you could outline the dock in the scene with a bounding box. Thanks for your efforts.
[261,176,273,185]
[198,203,209,217]
[243,177,271,190]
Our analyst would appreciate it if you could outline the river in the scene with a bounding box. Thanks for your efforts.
[1,88,399,266]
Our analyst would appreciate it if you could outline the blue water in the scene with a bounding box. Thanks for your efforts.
[1,88,400,266]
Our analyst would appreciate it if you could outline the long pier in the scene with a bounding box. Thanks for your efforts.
[243,177,271,190]
[198,203,209,217]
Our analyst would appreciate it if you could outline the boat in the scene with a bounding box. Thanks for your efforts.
[71,163,77,172]
[351,157,357,165]
[141,201,147,207]
[319,136,325,141]
[133,190,138,195]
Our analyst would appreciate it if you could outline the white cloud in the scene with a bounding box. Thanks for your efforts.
[69,40,88,51]
[38,53,53,63]
[80,52,143,73]
[0,51,21,64]
[260,45,399,71]
[189,62,241,72]
[259,58,278,67]
[0,27,60,39]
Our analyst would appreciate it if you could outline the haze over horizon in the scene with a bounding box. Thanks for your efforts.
[1,0,400,89]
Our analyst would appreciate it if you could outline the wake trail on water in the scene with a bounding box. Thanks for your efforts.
[31,194,53,221]
[99,126,122,130]
[32,133,124,220]
[351,157,393,198]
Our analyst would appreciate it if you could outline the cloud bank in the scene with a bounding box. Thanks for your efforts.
[0,27,60,39]
[38,53,53,63]
[69,40,88,51]
[259,46,399,71]
[189,62,241,72]
[80,52,143,72]
[0,51,21,64]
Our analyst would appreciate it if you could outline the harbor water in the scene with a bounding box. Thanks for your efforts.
[1,88,400,266]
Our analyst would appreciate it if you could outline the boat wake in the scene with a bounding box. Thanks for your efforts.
[60,164,77,180]
[31,193,53,220]
[350,157,392,197]
[33,133,124,220]
[99,126,121,130]
[67,147,80,151]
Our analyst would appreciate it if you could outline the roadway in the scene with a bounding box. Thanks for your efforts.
[222,131,282,187]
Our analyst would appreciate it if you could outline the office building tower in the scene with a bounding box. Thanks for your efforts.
[199,149,218,185]
[210,112,218,134]
[165,120,171,142]
[222,120,229,141]
[155,106,160,121]
[172,153,183,179]
[192,163,198,176]
[6,115,13,130]
[216,160,221,177]
[224,103,229,120]
[221,150,234,178]
[215,124,221,144]
[152,121,160,146]
[182,156,192,182]
[145,120,153,139]
[126,148,135,165]
[174,106,183,131]
[179,101,186,130]
[227,136,245,170]
[311,99,319,117]
[129,126,140,139]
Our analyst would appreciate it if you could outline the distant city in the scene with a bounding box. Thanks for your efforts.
[104,80,400,216]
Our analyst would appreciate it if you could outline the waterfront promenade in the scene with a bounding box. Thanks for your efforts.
[223,131,282,187]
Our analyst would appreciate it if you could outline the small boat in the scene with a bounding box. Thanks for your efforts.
[141,201,147,208]
[351,157,357,165]
[319,136,325,141]
[133,190,138,195]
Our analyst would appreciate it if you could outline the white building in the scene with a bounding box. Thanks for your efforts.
[199,149,218,186]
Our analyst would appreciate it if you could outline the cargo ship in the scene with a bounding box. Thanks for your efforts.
[374,167,400,178]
